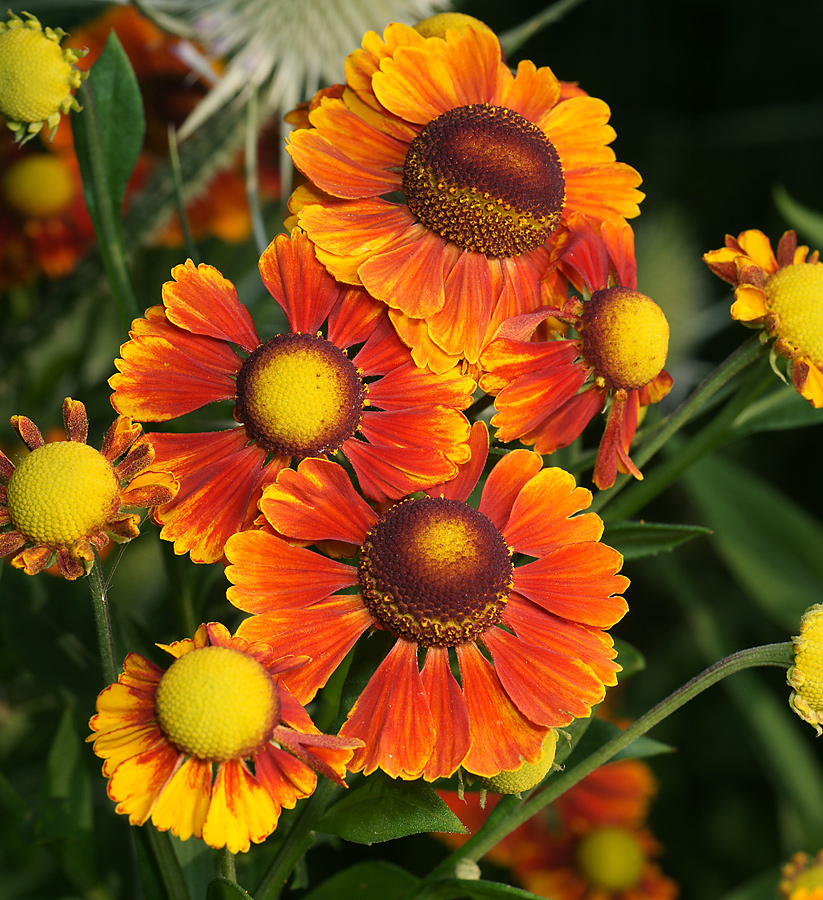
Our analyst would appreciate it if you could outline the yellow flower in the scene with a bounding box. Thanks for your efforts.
[788,604,823,735]
[704,229,823,407]
[0,398,177,580]
[780,850,823,900]
[0,11,87,143]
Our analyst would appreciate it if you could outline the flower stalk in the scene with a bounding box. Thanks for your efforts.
[88,548,118,685]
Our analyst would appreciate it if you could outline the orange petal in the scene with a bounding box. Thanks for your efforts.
[563,162,644,222]
[456,641,550,777]
[359,406,471,463]
[492,57,561,126]
[421,647,471,780]
[737,229,778,272]
[365,360,475,411]
[225,529,358,613]
[731,284,768,322]
[149,429,286,563]
[110,306,241,421]
[163,260,260,352]
[259,458,377,543]
[513,543,629,627]
[341,638,435,779]
[525,387,605,455]
[151,756,213,841]
[483,627,605,726]
[255,743,316,810]
[236,597,373,704]
[202,760,280,853]
[425,420,489,502]
[106,741,180,826]
[345,438,457,503]
[387,309,464,374]
[478,448,543,532]
[503,467,603,554]
[328,286,388,352]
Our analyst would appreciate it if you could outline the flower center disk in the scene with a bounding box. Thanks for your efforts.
[402,103,565,258]
[765,263,823,366]
[155,646,279,761]
[358,496,513,647]
[6,441,120,546]
[575,826,646,890]
[581,286,669,391]
[235,332,366,458]
[3,153,75,217]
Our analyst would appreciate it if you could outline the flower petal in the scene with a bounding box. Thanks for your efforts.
[202,759,280,853]
[421,647,471,780]
[151,756,213,841]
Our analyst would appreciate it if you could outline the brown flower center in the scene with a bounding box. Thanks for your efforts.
[358,496,513,647]
[235,333,366,458]
[402,103,565,258]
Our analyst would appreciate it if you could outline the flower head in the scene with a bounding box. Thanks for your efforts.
[0,11,86,143]
[286,20,643,370]
[704,229,823,407]
[109,229,474,564]
[788,603,823,735]
[780,850,823,900]
[226,422,628,781]
[88,622,362,854]
[480,214,673,489]
[0,398,177,580]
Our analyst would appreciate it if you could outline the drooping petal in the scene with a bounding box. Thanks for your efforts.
[150,756,213,841]
[478,448,543,532]
[106,740,181,826]
[456,641,550,777]
[425,421,489,502]
[202,759,280,854]
[421,646,471,781]
[344,438,458,503]
[359,406,471,464]
[341,638,435,779]
[364,360,475,411]
[254,743,317,811]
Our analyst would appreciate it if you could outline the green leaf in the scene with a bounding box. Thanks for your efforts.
[603,520,712,559]
[773,184,823,249]
[685,455,823,630]
[316,774,468,844]
[301,861,420,900]
[731,382,823,435]
[569,716,675,765]
[207,878,255,900]
[424,878,549,899]
[613,638,646,678]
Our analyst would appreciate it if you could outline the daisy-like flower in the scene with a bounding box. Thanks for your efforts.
[703,229,823,408]
[479,215,673,490]
[0,398,177,580]
[110,228,474,564]
[779,850,823,900]
[787,603,823,736]
[88,622,363,854]
[0,144,95,286]
[134,0,448,139]
[286,19,643,370]
[0,11,86,143]
[225,422,628,781]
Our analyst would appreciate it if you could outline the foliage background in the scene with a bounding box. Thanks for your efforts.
[2,0,823,897]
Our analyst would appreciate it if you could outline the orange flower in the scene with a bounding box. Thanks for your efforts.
[109,229,474,564]
[704,229,823,408]
[88,622,362,854]
[225,422,627,781]
[287,20,643,370]
[0,398,177,579]
[479,215,673,490]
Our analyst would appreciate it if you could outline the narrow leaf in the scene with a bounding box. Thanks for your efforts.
[207,878,255,900]
[604,520,712,560]
[425,878,550,899]
[316,774,467,844]
[773,184,823,249]
[731,382,823,435]
[301,861,420,900]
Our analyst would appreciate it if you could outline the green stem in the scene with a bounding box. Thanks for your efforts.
[499,0,589,56]
[167,125,200,263]
[591,333,768,516]
[254,779,339,900]
[75,82,140,332]
[88,549,118,685]
[245,90,268,256]
[139,826,191,900]
[220,847,237,883]
[412,643,792,891]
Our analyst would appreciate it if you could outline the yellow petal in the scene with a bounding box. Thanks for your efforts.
[201,760,280,853]
[730,285,767,322]
[151,756,213,841]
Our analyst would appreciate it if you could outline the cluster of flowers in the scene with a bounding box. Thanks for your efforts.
[3,6,823,888]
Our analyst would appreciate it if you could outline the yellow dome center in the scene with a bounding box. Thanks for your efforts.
[402,103,565,258]
[790,605,823,728]
[575,826,646,890]
[6,441,121,547]
[235,333,366,459]
[476,730,559,794]
[765,263,823,367]
[793,866,823,893]
[2,153,74,217]
[581,286,669,391]
[0,21,74,124]
[359,496,513,647]
[155,646,280,761]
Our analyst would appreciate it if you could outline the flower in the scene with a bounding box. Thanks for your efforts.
[110,228,474,564]
[88,622,362,854]
[135,0,449,139]
[788,603,823,735]
[286,20,643,369]
[479,214,673,490]
[0,143,95,286]
[779,850,823,900]
[225,422,628,781]
[0,398,177,580]
[0,11,86,143]
[703,229,823,408]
